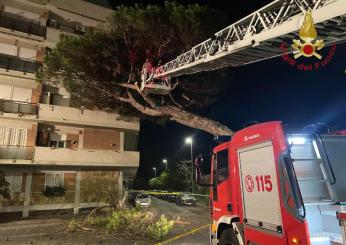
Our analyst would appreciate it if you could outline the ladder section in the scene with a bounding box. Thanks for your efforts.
[289,135,333,203]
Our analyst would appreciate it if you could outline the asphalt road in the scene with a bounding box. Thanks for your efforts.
[0,197,211,245]
[148,197,210,245]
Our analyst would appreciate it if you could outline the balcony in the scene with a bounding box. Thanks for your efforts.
[34,147,139,167]
[38,104,139,131]
[0,13,46,38]
[0,54,41,74]
[0,100,38,116]
[0,146,34,163]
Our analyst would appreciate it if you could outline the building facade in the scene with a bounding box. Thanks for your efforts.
[0,0,140,217]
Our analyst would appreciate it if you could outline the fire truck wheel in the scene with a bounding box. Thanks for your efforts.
[219,227,240,245]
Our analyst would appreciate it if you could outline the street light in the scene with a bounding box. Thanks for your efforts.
[185,137,194,193]
[162,159,168,171]
[153,167,156,177]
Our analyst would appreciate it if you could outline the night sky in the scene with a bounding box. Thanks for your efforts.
[100,0,346,186]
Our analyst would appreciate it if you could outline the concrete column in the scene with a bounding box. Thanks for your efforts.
[118,171,123,199]
[23,172,33,218]
[73,171,81,214]
[78,130,84,150]
[119,132,124,152]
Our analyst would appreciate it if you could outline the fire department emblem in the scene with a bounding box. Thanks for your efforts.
[292,9,324,59]
[245,175,254,193]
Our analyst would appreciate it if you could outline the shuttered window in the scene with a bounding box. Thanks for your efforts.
[0,127,27,146]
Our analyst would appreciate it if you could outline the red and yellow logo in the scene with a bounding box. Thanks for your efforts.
[280,9,336,71]
[291,9,324,59]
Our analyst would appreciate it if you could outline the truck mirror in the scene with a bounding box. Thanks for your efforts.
[194,154,213,186]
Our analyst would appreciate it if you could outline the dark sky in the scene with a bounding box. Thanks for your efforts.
[99,0,346,185]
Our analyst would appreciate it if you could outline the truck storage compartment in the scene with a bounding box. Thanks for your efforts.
[289,134,346,244]
[318,135,346,202]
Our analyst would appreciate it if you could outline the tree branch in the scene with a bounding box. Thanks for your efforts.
[87,84,131,103]
[118,82,157,108]
[126,90,162,116]
[171,80,179,91]
[169,93,182,108]
[84,83,233,136]
[88,83,161,116]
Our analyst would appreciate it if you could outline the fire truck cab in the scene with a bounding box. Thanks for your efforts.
[195,121,346,245]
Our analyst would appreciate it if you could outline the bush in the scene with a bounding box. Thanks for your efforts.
[106,208,155,237]
[67,208,174,240]
[84,216,109,227]
[68,218,79,232]
[147,215,174,240]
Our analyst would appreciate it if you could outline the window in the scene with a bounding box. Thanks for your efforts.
[280,155,305,219]
[124,132,138,151]
[5,173,23,192]
[45,173,64,188]
[216,149,229,183]
[49,140,66,148]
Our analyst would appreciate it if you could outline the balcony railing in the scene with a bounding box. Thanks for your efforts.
[0,100,39,116]
[0,53,41,74]
[0,13,46,38]
[0,146,34,161]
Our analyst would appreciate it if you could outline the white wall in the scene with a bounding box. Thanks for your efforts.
[4,5,41,22]
[0,43,17,56]
[18,47,36,60]
[12,86,32,102]
[34,147,140,167]
[0,84,13,100]
[39,104,140,131]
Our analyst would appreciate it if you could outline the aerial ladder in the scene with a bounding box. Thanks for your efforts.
[140,0,346,94]
[140,0,346,244]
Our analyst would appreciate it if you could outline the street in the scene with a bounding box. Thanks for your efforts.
[148,197,210,245]
[0,197,210,245]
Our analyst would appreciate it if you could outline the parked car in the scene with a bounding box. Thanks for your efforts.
[127,191,139,206]
[135,193,151,207]
[156,190,169,200]
[167,193,177,203]
[176,192,196,206]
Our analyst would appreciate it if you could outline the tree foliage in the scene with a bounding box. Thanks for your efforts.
[39,2,233,135]
[149,160,194,191]
[149,171,170,190]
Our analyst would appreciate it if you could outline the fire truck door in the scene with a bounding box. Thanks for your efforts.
[238,141,286,244]
[212,148,233,220]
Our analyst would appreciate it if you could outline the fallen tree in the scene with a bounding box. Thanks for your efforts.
[39,2,233,136]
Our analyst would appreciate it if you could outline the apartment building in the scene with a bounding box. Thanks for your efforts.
[0,0,140,217]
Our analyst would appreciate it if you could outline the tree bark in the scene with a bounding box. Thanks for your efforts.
[126,93,234,136]
[157,105,234,136]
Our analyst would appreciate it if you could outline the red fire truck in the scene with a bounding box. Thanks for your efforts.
[195,121,346,245]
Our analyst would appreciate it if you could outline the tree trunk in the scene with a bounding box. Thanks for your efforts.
[94,85,234,136]
[158,105,234,136]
